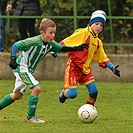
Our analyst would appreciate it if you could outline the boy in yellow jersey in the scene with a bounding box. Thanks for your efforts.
[59,10,120,106]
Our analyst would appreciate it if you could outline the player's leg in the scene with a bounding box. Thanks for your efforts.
[27,86,45,123]
[18,72,45,123]
[0,78,27,110]
[59,87,78,103]
[78,69,98,106]
[59,59,78,103]
[85,82,98,106]
[27,85,40,120]
[65,88,78,99]
[0,93,14,110]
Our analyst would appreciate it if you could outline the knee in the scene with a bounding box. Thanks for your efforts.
[32,86,41,95]
[17,95,23,100]
[86,82,98,98]
[66,88,78,99]
[10,92,23,100]
[89,88,98,98]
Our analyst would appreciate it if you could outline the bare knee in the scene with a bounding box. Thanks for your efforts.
[10,91,23,100]
[31,86,41,96]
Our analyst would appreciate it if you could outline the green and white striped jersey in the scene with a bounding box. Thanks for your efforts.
[13,35,63,74]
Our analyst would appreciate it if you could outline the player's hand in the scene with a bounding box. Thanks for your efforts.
[112,65,120,77]
[74,44,89,51]
[9,56,18,69]
[51,52,58,58]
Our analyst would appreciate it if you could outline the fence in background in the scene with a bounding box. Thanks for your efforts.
[0,0,133,54]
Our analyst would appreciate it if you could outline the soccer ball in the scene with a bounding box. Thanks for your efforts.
[78,104,97,123]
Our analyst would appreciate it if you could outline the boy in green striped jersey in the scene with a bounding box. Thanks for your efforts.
[0,18,88,123]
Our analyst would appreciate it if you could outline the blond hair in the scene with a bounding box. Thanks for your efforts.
[39,18,56,31]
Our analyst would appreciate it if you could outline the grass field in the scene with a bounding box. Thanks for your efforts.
[0,80,132,133]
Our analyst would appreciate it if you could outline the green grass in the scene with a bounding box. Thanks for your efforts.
[0,80,132,133]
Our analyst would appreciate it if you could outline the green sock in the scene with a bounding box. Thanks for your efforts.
[0,94,14,110]
[27,95,38,120]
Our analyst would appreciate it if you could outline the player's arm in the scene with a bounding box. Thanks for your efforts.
[9,43,19,69]
[51,42,89,58]
[93,44,120,77]
[60,43,88,52]
[105,62,120,77]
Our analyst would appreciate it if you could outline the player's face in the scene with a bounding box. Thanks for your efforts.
[40,26,56,42]
[91,22,103,34]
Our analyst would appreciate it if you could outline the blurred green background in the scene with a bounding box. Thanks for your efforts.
[1,0,133,54]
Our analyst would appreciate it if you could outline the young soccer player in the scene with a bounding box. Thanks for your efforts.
[59,10,120,105]
[0,18,88,123]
